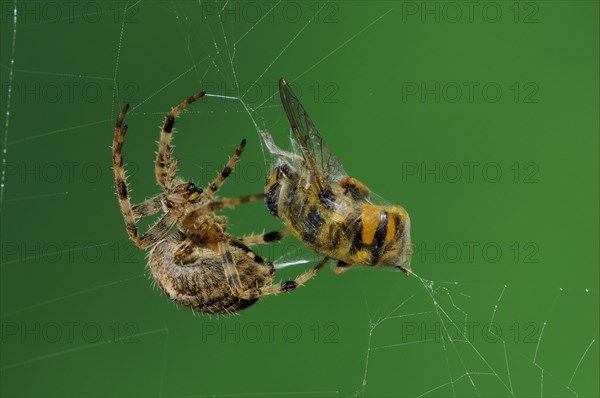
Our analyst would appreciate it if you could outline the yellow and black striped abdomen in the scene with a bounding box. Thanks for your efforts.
[265,166,411,268]
[343,204,411,266]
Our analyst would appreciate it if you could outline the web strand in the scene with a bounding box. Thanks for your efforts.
[0,0,18,215]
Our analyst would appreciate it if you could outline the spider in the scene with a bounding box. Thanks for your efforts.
[112,92,327,314]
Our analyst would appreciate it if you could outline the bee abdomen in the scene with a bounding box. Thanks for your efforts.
[370,211,388,264]
[347,205,390,265]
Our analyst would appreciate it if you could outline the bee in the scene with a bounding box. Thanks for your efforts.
[262,78,412,275]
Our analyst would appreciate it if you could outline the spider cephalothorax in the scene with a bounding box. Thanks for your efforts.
[112,93,327,314]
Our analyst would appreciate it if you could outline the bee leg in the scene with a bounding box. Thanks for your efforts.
[334,260,352,275]
[237,229,290,246]
[339,177,370,201]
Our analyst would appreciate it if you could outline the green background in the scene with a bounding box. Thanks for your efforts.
[1,1,598,397]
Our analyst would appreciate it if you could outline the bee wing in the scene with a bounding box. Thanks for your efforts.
[272,243,322,270]
[279,78,346,192]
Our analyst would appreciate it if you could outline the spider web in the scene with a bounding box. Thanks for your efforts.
[0,1,598,397]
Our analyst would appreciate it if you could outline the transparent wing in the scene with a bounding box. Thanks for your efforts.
[272,241,322,270]
[369,190,393,206]
[279,78,346,191]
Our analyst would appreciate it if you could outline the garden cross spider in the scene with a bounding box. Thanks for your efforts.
[112,92,328,314]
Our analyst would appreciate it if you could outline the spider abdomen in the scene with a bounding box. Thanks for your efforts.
[149,235,274,314]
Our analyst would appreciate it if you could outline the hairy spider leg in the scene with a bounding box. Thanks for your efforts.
[204,138,248,196]
[113,105,177,248]
[219,241,328,300]
[156,92,205,189]
[237,229,290,246]
[132,195,164,219]
[172,193,264,264]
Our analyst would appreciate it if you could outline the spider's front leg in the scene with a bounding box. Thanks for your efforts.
[205,138,247,196]
[113,104,177,249]
[156,92,205,189]
[132,195,164,219]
